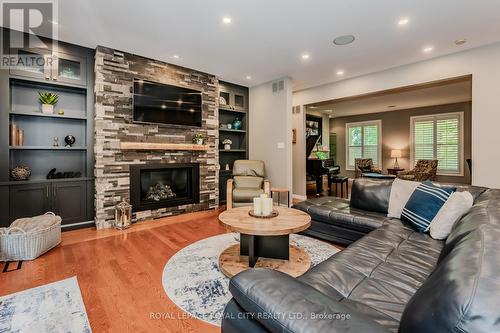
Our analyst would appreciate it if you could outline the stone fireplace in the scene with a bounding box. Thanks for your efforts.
[130,163,200,212]
[94,46,219,229]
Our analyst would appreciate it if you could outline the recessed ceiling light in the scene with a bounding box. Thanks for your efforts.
[49,20,58,25]
[455,38,467,46]
[301,53,310,60]
[398,18,409,26]
[336,70,344,76]
[333,35,355,46]
[222,17,232,24]
[423,46,434,53]
[309,106,317,109]
[173,55,180,59]
[245,75,252,80]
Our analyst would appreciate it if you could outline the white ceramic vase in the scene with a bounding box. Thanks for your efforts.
[224,144,231,150]
[195,138,203,145]
[42,104,54,114]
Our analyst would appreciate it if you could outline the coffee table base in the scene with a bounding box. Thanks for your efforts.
[219,244,311,278]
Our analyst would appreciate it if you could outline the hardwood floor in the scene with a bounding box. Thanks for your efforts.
[0,209,227,333]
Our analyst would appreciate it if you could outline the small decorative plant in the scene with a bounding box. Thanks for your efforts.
[38,92,59,114]
[192,133,205,145]
[222,139,232,150]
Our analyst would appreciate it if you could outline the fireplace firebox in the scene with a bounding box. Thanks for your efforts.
[130,163,200,212]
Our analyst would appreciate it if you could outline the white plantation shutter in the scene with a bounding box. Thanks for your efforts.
[346,121,381,169]
[411,113,463,175]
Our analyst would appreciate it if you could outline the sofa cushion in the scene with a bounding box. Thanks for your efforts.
[233,187,264,202]
[299,220,443,332]
[388,179,420,218]
[399,224,500,333]
[401,181,455,232]
[350,178,393,214]
[429,191,474,240]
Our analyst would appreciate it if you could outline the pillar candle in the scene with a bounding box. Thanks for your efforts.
[262,198,273,216]
[253,197,262,215]
[260,193,267,199]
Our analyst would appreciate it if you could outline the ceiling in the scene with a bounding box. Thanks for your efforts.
[307,77,472,118]
[20,1,500,90]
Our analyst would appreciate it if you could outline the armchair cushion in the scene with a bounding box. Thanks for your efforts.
[233,176,264,189]
[233,160,265,177]
[233,188,264,203]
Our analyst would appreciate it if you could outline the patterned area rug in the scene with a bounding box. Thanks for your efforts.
[0,276,92,333]
[162,233,339,326]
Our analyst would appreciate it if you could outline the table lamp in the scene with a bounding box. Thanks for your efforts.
[391,149,402,169]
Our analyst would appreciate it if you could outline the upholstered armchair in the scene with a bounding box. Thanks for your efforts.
[354,158,382,178]
[398,159,438,181]
[226,160,270,209]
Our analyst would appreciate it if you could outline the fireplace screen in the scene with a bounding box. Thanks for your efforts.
[130,163,200,211]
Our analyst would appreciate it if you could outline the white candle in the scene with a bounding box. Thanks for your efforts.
[260,193,268,199]
[262,198,273,216]
[253,197,262,216]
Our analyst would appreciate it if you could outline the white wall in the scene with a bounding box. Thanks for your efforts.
[293,42,500,189]
[249,77,293,190]
[292,106,306,199]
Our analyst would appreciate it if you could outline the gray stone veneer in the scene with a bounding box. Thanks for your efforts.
[94,46,219,229]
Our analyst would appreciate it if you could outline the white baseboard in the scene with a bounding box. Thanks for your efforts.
[292,194,307,201]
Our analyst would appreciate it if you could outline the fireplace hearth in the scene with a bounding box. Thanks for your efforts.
[130,163,200,212]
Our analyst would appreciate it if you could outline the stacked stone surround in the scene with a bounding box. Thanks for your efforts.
[94,46,219,229]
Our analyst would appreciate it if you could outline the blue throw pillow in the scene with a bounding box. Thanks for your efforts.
[401,181,456,232]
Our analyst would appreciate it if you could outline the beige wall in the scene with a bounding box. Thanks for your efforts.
[293,42,500,189]
[249,77,293,190]
[330,102,471,184]
[292,106,306,198]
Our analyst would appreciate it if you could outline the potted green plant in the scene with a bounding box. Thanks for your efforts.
[192,133,205,145]
[38,92,59,114]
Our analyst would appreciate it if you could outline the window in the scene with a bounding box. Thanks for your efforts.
[411,112,464,175]
[346,120,381,170]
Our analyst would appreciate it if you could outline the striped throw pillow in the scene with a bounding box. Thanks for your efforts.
[401,181,456,232]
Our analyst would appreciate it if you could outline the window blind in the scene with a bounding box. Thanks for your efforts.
[346,121,381,170]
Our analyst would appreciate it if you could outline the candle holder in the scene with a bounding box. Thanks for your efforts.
[248,209,279,219]
[114,200,132,229]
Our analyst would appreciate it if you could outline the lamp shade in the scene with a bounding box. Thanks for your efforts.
[391,149,402,158]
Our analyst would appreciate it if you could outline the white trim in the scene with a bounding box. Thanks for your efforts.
[345,120,382,171]
[410,111,464,177]
[292,194,307,201]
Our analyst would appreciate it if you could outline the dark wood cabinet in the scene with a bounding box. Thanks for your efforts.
[52,181,87,225]
[219,170,232,204]
[9,183,51,221]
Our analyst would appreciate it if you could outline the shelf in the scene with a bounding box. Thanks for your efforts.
[219,128,246,133]
[120,142,209,151]
[9,146,87,151]
[0,177,94,186]
[219,106,247,114]
[10,110,87,120]
[219,149,247,153]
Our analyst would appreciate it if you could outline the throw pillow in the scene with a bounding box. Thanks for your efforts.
[401,181,456,232]
[429,191,474,239]
[359,165,372,173]
[387,178,420,218]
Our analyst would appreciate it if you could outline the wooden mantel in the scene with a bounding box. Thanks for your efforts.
[120,142,209,151]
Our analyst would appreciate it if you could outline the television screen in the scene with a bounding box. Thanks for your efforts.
[133,79,202,127]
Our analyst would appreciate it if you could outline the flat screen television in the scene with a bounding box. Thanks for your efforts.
[133,79,202,127]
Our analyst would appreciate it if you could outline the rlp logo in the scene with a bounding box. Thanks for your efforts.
[1,0,58,69]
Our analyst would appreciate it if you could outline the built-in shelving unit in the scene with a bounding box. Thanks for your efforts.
[218,81,249,203]
[0,28,95,229]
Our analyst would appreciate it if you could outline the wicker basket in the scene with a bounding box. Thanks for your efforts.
[0,212,62,261]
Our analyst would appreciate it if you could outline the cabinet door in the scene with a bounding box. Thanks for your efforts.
[232,89,247,111]
[52,181,87,225]
[9,49,52,81]
[9,183,51,222]
[52,52,87,86]
[219,88,231,109]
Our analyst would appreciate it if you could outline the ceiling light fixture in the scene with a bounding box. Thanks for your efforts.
[423,46,434,53]
[398,18,409,26]
[245,75,252,80]
[49,20,58,25]
[222,17,232,24]
[333,35,355,46]
[301,53,310,60]
[336,70,344,75]
[173,55,180,59]
[455,38,467,46]
[309,106,317,109]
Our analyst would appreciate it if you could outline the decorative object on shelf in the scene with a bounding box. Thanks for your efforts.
[391,149,402,169]
[114,200,132,230]
[64,135,76,147]
[225,163,230,171]
[53,137,59,147]
[219,96,227,105]
[17,129,24,146]
[232,117,242,130]
[46,168,82,179]
[11,165,31,181]
[58,109,65,115]
[38,92,59,114]
[192,133,205,145]
[222,139,232,150]
[10,123,18,146]
[226,123,232,129]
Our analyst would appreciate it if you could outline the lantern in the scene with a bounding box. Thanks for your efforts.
[114,200,132,229]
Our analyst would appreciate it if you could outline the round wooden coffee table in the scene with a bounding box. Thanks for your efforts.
[218,206,311,278]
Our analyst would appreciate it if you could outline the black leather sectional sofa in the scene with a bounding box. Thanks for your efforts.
[222,179,500,333]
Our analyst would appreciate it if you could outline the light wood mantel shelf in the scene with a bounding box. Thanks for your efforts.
[119,142,209,151]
